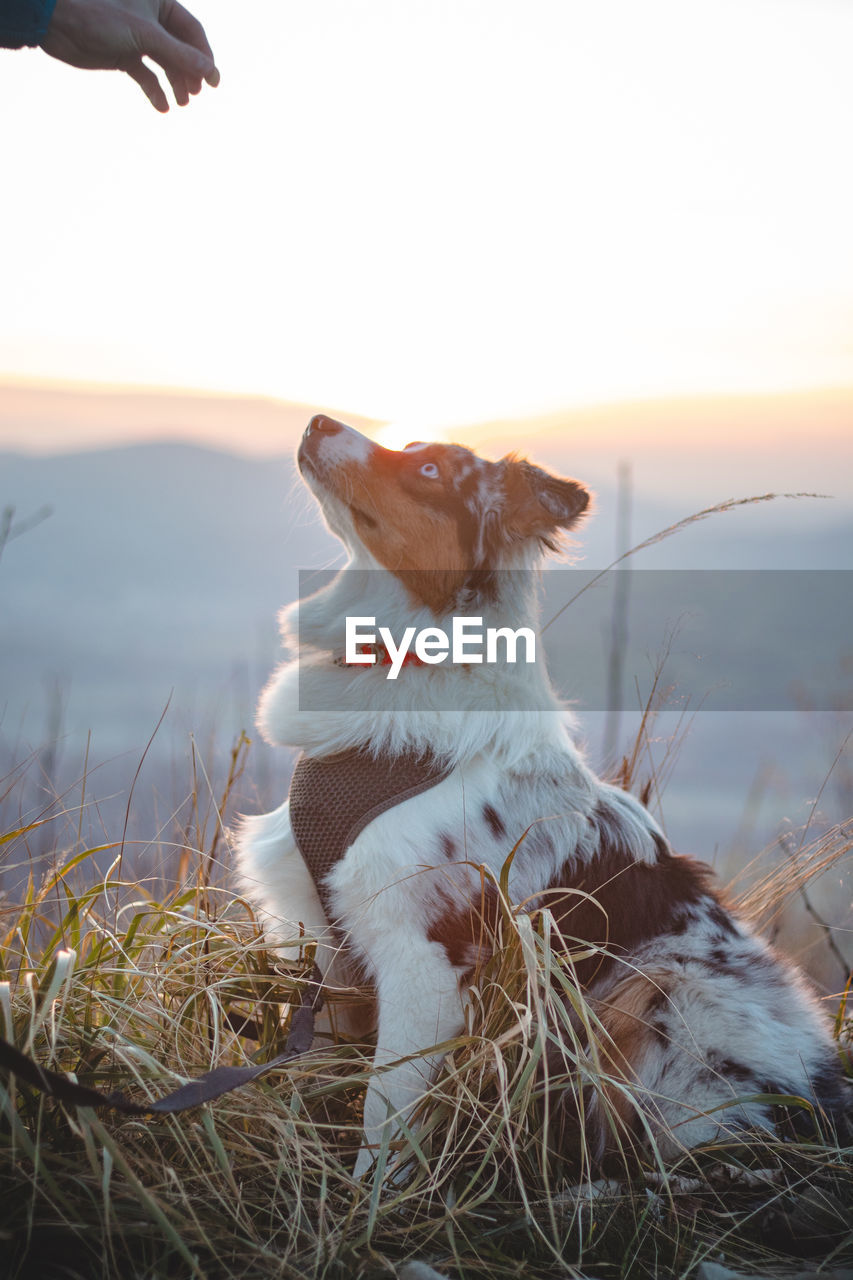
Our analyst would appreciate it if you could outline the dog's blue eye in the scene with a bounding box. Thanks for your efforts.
[420,462,440,479]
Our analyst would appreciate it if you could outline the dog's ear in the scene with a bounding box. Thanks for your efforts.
[502,457,590,541]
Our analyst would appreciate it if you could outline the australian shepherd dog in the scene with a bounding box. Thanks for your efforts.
[237,414,847,1178]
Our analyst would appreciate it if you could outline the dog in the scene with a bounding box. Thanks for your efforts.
[237,414,847,1177]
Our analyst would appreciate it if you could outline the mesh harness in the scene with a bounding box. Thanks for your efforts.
[289,747,453,918]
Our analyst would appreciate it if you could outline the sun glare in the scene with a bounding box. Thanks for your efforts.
[372,421,452,452]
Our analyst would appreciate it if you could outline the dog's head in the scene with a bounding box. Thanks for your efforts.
[298,415,590,612]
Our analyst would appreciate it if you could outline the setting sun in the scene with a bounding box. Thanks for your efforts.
[371,421,453,452]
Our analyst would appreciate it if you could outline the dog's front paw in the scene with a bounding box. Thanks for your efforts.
[353,1143,417,1186]
[352,1144,376,1181]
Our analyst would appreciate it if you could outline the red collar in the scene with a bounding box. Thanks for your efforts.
[335,643,426,669]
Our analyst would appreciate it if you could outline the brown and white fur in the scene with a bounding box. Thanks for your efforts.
[237,415,847,1177]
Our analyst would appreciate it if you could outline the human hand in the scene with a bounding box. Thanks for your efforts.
[41,0,219,112]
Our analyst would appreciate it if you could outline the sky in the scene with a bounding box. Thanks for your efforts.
[2,0,853,441]
[2,2,851,917]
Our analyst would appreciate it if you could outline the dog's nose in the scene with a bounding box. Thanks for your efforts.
[305,414,344,437]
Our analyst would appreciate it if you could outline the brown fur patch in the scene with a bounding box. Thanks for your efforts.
[502,457,590,542]
[347,476,471,612]
[541,842,722,987]
[427,881,501,975]
[591,969,671,1137]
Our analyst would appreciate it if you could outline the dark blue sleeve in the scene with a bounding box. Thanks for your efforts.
[0,0,59,48]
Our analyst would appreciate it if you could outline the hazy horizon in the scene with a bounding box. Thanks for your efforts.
[3,379,852,512]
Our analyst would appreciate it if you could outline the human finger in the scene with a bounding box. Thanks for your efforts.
[133,17,216,88]
[123,56,170,113]
[160,1,219,85]
[162,66,190,106]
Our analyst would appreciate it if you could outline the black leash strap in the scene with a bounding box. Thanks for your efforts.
[0,964,324,1116]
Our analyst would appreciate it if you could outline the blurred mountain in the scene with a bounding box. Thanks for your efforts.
[1,445,325,762]
[0,380,378,456]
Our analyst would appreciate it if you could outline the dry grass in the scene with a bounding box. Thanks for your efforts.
[1,730,851,1280]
